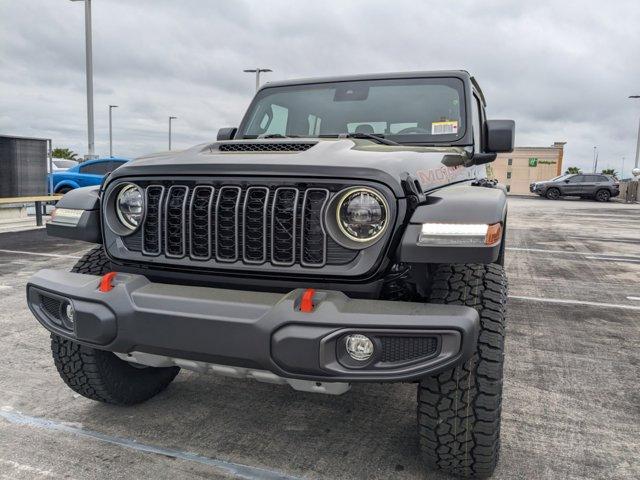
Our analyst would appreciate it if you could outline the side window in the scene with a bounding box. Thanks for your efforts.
[567,175,583,183]
[79,161,111,175]
[597,175,609,182]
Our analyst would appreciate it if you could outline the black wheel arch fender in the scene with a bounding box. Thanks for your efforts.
[398,182,507,264]
[46,185,102,244]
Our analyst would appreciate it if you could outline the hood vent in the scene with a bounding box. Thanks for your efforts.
[218,142,316,153]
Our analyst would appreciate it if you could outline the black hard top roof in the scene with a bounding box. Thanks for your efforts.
[261,70,472,89]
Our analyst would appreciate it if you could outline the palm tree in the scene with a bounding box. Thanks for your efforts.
[601,168,618,177]
[52,148,78,160]
[565,166,581,174]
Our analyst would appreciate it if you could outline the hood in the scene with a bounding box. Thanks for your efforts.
[111,138,484,196]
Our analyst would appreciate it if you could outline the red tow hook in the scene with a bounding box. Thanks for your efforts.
[99,272,118,293]
[300,288,316,313]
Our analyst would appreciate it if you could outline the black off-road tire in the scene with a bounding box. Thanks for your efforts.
[50,246,180,405]
[595,189,611,202]
[545,187,560,200]
[71,245,111,274]
[418,264,507,479]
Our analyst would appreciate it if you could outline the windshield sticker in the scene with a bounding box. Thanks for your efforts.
[431,120,458,135]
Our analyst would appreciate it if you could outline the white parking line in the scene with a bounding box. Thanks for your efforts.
[584,256,640,264]
[507,247,640,261]
[627,296,640,301]
[559,213,638,219]
[509,295,640,311]
[0,409,302,480]
[0,249,82,259]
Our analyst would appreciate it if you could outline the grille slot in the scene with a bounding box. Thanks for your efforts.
[301,189,329,266]
[271,188,299,266]
[189,186,215,260]
[165,186,188,258]
[218,143,316,152]
[142,186,164,255]
[379,336,438,363]
[215,186,242,262]
[242,187,269,264]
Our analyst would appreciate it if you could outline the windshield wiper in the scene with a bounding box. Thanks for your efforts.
[258,134,300,139]
[320,132,400,146]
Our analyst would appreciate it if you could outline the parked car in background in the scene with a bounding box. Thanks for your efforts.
[49,157,129,194]
[530,173,620,201]
[48,158,79,172]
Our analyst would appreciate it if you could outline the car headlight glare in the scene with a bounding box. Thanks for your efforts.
[336,188,388,242]
[116,184,144,231]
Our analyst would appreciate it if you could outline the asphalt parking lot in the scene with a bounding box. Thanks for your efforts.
[0,196,639,480]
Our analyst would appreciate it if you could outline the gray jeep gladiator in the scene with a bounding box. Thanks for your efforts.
[27,70,514,479]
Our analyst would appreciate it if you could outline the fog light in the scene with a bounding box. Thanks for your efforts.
[345,334,374,361]
[64,303,75,324]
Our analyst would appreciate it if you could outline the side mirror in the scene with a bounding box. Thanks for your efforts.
[564,179,570,183]
[217,127,237,141]
[486,119,515,153]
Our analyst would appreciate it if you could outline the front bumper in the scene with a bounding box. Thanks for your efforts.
[27,270,479,383]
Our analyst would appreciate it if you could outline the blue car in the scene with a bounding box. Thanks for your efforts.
[50,157,129,194]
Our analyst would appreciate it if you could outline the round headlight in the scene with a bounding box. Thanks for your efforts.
[337,188,388,242]
[116,184,144,231]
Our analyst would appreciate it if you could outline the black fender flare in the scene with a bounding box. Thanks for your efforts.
[399,183,507,264]
[46,186,102,244]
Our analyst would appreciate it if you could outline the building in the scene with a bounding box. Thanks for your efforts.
[489,142,566,194]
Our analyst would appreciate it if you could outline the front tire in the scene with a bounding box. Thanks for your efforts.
[418,264,507,479]
[50,246,180,405]
[545,187,560,200]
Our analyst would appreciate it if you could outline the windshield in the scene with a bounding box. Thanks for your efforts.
[237,77,466,145]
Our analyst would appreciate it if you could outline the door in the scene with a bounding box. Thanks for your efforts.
[580,175,600,195]
[561,175,584,196]
[579,175,603,196]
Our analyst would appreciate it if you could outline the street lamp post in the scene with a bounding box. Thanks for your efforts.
[243,68,273,91]
[630,96,640,170]
[71,0,96,159]
[592,146,598,173]
[168,116,177,151]
[108,105,118,157]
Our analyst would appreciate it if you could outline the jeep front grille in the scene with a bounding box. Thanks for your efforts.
[135,183,339,268]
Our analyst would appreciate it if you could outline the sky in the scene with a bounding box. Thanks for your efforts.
[1,0,639,176]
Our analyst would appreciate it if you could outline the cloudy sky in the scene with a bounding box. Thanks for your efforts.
[1,0,639,175]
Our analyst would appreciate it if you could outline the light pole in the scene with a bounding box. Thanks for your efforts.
[71,0,96,159]
[630,95,640,169]
[621,157,625,179]
[243,68,272,91]
[168,116,177,151]
[592,146,598,173]
[108,105,118,157]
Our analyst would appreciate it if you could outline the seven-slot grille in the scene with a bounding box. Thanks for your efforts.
[138,183,333,267]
